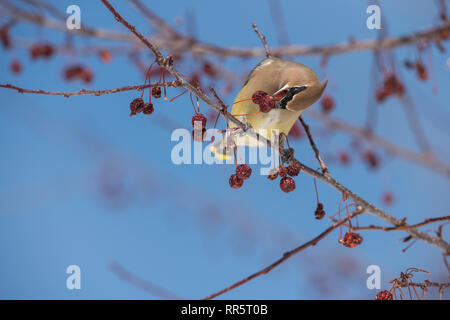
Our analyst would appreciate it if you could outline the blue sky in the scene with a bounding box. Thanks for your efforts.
[0,0,449,299]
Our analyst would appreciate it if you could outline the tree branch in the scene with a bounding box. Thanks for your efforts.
[203,208,364,300]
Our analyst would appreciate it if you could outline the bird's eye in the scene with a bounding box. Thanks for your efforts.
[278,86,307,107]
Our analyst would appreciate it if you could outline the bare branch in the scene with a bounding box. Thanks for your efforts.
[307,109,450,178]
[203,208,364,300]
[110,261,182,299]
[0,81,181,98]
[5,1,448,58]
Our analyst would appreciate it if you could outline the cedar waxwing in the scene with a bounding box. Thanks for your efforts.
[211,57,328,160]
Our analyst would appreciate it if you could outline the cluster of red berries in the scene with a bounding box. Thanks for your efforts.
[375,74,404,103]
[340,231,363,248]
[321,95,335,113]
[252,90,276,113]
[229,164,252,189]
[375,290,393,300]
[267,160,301,193]
[64,65,93,84]
[30,43,54,60]
[0,25,10,48]
[404,60,428,82]
[129,84,164,117]
[129,98,154,117]
[191,112,207,142]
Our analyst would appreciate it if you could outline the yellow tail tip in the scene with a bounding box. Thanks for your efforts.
[210,145,232,160]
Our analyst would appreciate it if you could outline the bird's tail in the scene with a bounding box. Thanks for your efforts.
[210,135,234,160]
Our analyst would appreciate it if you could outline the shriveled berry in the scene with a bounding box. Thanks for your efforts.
[192,113,207,129]
[321,95,335,113]
[143,102,154,115]
[259,95,275,113]
[314,203,325,220]
[280,177,295,193]
[252,90,268,104]
[287,160,301,176]
[340,232,363,248]
[229,174,244,189]
[192,128,207,142]
[278,165,288,178]
[152,86,162,98]
[267,169,278,180]
[236,164,252,180]
[375,290,393,300]
[129,98,145,116]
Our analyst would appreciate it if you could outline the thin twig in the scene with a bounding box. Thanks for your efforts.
[110,261,182,300]
[252,22,271,58]
[298,115,329,175]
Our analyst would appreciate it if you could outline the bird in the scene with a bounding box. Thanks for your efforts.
[211,57,328,160]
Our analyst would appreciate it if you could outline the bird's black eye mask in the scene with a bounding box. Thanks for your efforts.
[277,86,307,109]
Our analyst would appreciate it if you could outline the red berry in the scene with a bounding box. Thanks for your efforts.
[192,113,207,129]
[10,60,22,74]
[375,290,393,300]
[340,232,363,248]
[364,150,379,169]
[287,160,301,177]
[321,95,335,113]
[202,62,216,77]
[143,102,154,115]
[236,164,252,180]
[98,49,112,63]
[229,174,244,189]
[382,191,395,206]
[252,90,268,104]
[314,203,325,220]
[129,98,145,116]
[280,177,295,193]
[152,86,162,99]
[338,151,350,165]
[0,25,11,48]
[259,95,275,113]
[415,61,428,81]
